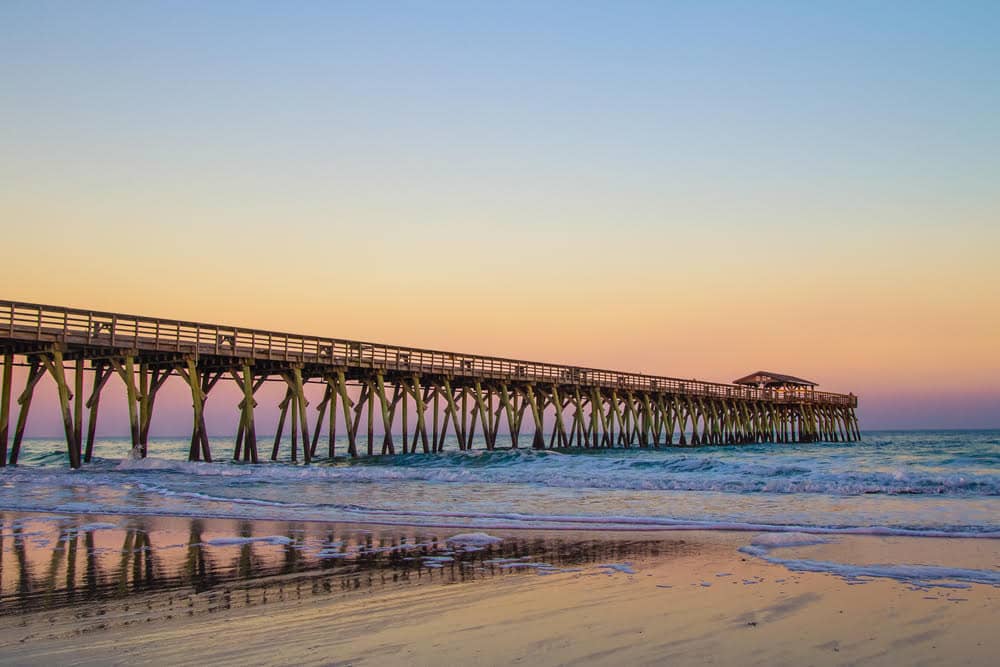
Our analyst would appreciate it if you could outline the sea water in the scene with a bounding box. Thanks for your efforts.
[2,430,997,537]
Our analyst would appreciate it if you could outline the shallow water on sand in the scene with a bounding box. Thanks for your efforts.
[2,431,998,539]
[2,513,994,627]
[0,513,643,617]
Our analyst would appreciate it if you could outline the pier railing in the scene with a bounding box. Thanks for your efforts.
[0,300,856,407]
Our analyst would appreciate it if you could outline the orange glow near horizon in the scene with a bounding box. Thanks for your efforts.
[2,3,998,431]
[4,220,997,397]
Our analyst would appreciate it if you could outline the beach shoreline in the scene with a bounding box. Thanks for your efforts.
[1,511,997,665]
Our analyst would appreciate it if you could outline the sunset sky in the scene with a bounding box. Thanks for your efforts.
[2,1,998,433]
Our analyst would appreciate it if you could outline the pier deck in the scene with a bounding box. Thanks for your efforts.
[0,300,859,467]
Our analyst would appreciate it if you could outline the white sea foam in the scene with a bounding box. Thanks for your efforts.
[446,532,503,546]
[740,532,1000,588]
[77,447,1000,497]
[116,457,255,476]
[204,535,294,546]
[750,532,830,548]
[499,562,554,570]
[742,549,1000,588]
[598,563,636,574]
[76,522,118,532]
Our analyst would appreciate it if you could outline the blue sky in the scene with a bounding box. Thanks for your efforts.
[2,1,998,430]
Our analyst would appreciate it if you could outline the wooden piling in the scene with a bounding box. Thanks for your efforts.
[0,353,12,466]
[375,372,395,455]
[239,363,258,463]
[182,359,205,461]
[525,384,544,450]
[271,387,292,461]
[328,379,338,458]
[366,378,375,456]
[309,385,331,459]
[334,370,358,457]
[40,350,81,468]
[291,367,310,464]
[73,358,84,461]
[84,363,112,463]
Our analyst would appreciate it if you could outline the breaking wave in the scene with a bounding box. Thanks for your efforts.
[2,431,999,536]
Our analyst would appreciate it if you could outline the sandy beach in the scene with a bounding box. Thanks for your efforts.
[1,513,997,666]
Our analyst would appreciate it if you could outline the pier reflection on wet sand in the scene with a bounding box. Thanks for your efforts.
[0,512,695,642]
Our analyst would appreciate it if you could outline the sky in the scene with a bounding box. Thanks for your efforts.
[1,1,998,434]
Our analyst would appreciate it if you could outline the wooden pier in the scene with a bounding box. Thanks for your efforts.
[0,299,860,468]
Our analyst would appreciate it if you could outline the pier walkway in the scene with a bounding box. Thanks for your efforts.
[0,299,859,467]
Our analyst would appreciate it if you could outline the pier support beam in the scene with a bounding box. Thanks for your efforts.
[293,367,311,464]
[137,366,172,457]
[178,359,216,462]
[441,377,462,451]
[84,363,112,463]
[39,350,81,468]
[109,356,141,456]
[412,375,430,453]
[309,384,331,459]
[9,360,43,465]
[0,353,12,466]
[330,370,357,457]
[525,384,544,450]
[232,363,261,463]
[375,372,396,455]
[271,387,293,461]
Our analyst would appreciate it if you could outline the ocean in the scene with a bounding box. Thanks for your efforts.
[3,430,997,537]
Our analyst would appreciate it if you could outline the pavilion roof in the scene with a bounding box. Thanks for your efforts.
[732,371,817,387]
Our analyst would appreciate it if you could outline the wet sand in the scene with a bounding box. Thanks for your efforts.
[1,512,997,665]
